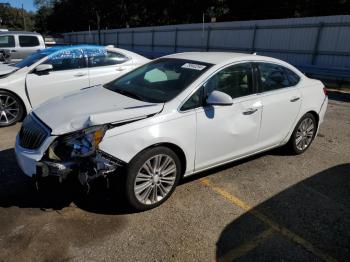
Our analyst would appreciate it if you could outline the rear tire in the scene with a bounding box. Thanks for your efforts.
[0,90,24,127]
[287,113,317,155]
[125,146,181,211]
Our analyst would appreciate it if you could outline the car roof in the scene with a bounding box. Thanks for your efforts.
[163,52,258,65]
[162,52,302,74]
[0,31,42,36]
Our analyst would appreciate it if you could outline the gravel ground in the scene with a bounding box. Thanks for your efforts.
[0,95,349,262]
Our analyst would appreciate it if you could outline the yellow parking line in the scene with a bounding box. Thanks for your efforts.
[218,228,274,262]
[200,178,338,262]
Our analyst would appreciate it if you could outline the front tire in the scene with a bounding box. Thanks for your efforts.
[125,146,181,211]
[287,113,317,154]
[0,91,24,127]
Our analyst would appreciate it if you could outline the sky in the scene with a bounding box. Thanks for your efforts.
[5,0,36,12]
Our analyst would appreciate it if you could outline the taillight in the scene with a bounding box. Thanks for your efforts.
[323,87,328,96]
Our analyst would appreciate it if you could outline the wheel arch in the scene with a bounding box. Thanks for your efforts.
[283,110,320,145]
[306,110,319,127]
[0,88,27,120]
[135,142,187,178]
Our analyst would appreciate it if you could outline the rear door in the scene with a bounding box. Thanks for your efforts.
[26,49,89,107]
[255,62,302,149]
[86,49,134,86]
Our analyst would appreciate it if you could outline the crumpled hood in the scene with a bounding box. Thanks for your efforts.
[34,86,164,135]
[0,63,18,76]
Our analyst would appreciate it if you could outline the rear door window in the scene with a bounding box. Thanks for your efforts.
[19,35,40,47]
[88,50,129,67]
[257,63,295,92]
[204,63,254,99]
[0,35,15,47]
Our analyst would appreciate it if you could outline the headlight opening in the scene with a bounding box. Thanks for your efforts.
[70,126,107,157]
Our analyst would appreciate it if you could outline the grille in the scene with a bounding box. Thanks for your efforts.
[19,114,49,150]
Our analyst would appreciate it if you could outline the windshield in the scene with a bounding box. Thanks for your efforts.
[15,52,48,68]
[104,58,212,103]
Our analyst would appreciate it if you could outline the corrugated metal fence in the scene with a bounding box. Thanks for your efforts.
[64,15,350,82]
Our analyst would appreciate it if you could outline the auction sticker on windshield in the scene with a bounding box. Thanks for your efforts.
[181,63,206,70]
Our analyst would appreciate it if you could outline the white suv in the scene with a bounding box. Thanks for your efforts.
[15,52,328,210]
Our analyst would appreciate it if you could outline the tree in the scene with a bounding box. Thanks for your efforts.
[34,6,52,34]
[32,0,350,33]
[0,4,35,31]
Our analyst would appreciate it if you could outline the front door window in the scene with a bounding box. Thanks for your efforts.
[205,63,254,99]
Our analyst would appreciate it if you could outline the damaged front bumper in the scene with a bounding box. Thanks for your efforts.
[15,134,56,177]
[15,134,125,185]
[36,150,124,185]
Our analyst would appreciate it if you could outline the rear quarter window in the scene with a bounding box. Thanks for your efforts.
[19,35,40,47]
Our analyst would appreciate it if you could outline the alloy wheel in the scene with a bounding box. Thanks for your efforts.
[295,117,315,151]
[134,154,177,205]
[0,94,20,125]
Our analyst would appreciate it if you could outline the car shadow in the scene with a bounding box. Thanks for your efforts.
[214,163,350,261]
[0,145,305,215]
[181,147,287,185]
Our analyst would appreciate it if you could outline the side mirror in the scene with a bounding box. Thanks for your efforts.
[35,64,53,74]
[206,90,233,106]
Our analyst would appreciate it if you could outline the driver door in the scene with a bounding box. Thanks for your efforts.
[194,63,263,171]
[26,49,89,107]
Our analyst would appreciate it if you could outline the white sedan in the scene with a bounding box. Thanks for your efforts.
[15,52,328,210]
[0,45,149,126]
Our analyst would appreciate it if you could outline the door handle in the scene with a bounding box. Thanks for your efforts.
[116,67,125,72]
[290,97,300,102]
[243,108,258,115]
[74,72,87,77]
[10,50,16,53]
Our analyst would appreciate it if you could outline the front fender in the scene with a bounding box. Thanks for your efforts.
[0,71,32,114]
[98,112,196,175]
